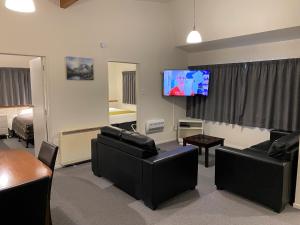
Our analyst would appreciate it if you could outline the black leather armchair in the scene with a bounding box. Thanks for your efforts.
[91,126,198,209]
[215,130,299,213]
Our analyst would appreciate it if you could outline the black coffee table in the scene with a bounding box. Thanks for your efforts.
[183,134,224,168]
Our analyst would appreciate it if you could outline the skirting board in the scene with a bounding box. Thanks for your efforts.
[156,138,177,145]
[293,203,300,210]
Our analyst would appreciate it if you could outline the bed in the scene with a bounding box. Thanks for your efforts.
[12,110,34,148]
[109,107,136,131]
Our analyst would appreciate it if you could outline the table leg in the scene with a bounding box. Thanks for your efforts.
[198,146,202,155]
[221,140,224,146]
[205,147,209,168]
[183,140,186,146]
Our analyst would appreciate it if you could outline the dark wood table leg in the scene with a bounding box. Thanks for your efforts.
[198,146,202,155]
[183,139,186,146]
[205,147,209,168]
[221,140,224,146]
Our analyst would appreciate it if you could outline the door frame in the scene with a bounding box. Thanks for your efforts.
[0,52,49,150]
[107,61,140,132]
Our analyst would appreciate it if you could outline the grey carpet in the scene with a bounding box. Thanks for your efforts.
[51,142,300,225]
[2,137,34,154]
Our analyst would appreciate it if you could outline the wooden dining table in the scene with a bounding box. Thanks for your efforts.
[0,149,52,191]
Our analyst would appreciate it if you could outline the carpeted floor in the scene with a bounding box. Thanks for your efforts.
[0,137,34,154]
[51,142,300,225]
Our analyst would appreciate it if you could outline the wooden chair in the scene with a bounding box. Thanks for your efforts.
[38,141,59,225]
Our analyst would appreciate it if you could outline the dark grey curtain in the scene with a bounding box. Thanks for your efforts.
[187,63,246,124]
[240,59,300,130]
[0,68,32,106]
[122,71,136,105]
[187,58,300,131]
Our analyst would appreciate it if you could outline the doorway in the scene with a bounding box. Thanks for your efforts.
[0,54,48,156]
[107,62,138,132]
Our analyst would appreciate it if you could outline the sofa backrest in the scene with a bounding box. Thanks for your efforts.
[99,126,158,158]
[268,131,300,159]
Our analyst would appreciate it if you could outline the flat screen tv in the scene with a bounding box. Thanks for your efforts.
[163,70,210,96]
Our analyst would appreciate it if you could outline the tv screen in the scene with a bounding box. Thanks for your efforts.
[163,70,210,96]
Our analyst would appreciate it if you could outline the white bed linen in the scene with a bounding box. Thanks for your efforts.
[109,107,136,124]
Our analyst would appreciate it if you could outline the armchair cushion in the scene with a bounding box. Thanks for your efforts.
[250,140,272,152]
[268,132,300,157]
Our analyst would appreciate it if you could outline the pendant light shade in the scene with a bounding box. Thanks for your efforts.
[186,0,202,44]
[186,30,202,44]
[5,0,36,13]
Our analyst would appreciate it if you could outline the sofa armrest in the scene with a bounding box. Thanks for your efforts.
[215,146,291,212]
[142,145,198,209]
[91,138,101,177]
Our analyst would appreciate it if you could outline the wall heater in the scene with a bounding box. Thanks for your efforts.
[59,127,100,166]
[145,119,165,134]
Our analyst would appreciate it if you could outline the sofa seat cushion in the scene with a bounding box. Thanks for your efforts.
[250,140,272,152]
[121,131,158,155]
[270,130,293,143]
[268,132,300,158]
[243,148,269,159]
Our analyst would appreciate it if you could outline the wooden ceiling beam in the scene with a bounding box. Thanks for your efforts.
[60,0,78,9]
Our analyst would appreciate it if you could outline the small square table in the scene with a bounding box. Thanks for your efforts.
[183,134,224,168]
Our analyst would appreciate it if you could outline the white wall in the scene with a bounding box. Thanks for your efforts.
[188,39,300,148]
[0,55,34,68]
[170,0,300,45]
[108,62,137,111]
[0,0,187,155]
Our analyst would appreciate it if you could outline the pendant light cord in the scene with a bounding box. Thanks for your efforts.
[193,0,196,30]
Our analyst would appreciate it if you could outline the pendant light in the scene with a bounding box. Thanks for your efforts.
[186,0,202,44]
[5,0,36,13]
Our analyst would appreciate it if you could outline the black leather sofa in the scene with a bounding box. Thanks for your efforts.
[215,130,299,212]
[91,126,198,209]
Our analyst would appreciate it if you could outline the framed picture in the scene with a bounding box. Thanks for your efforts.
[66,56,94,80]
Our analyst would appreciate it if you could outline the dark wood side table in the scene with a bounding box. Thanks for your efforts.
[183,134,224,168]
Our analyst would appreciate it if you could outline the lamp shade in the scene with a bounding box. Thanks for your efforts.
[5,0,36,13]
[186,30,202,44]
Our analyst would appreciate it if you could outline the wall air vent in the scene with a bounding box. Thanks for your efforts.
[145,119,165,134]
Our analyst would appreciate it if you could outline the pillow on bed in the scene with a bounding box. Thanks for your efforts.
[19,108,33,115]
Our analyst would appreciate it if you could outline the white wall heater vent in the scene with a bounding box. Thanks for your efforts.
[145,119,165,134]
[59,127,100,166]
